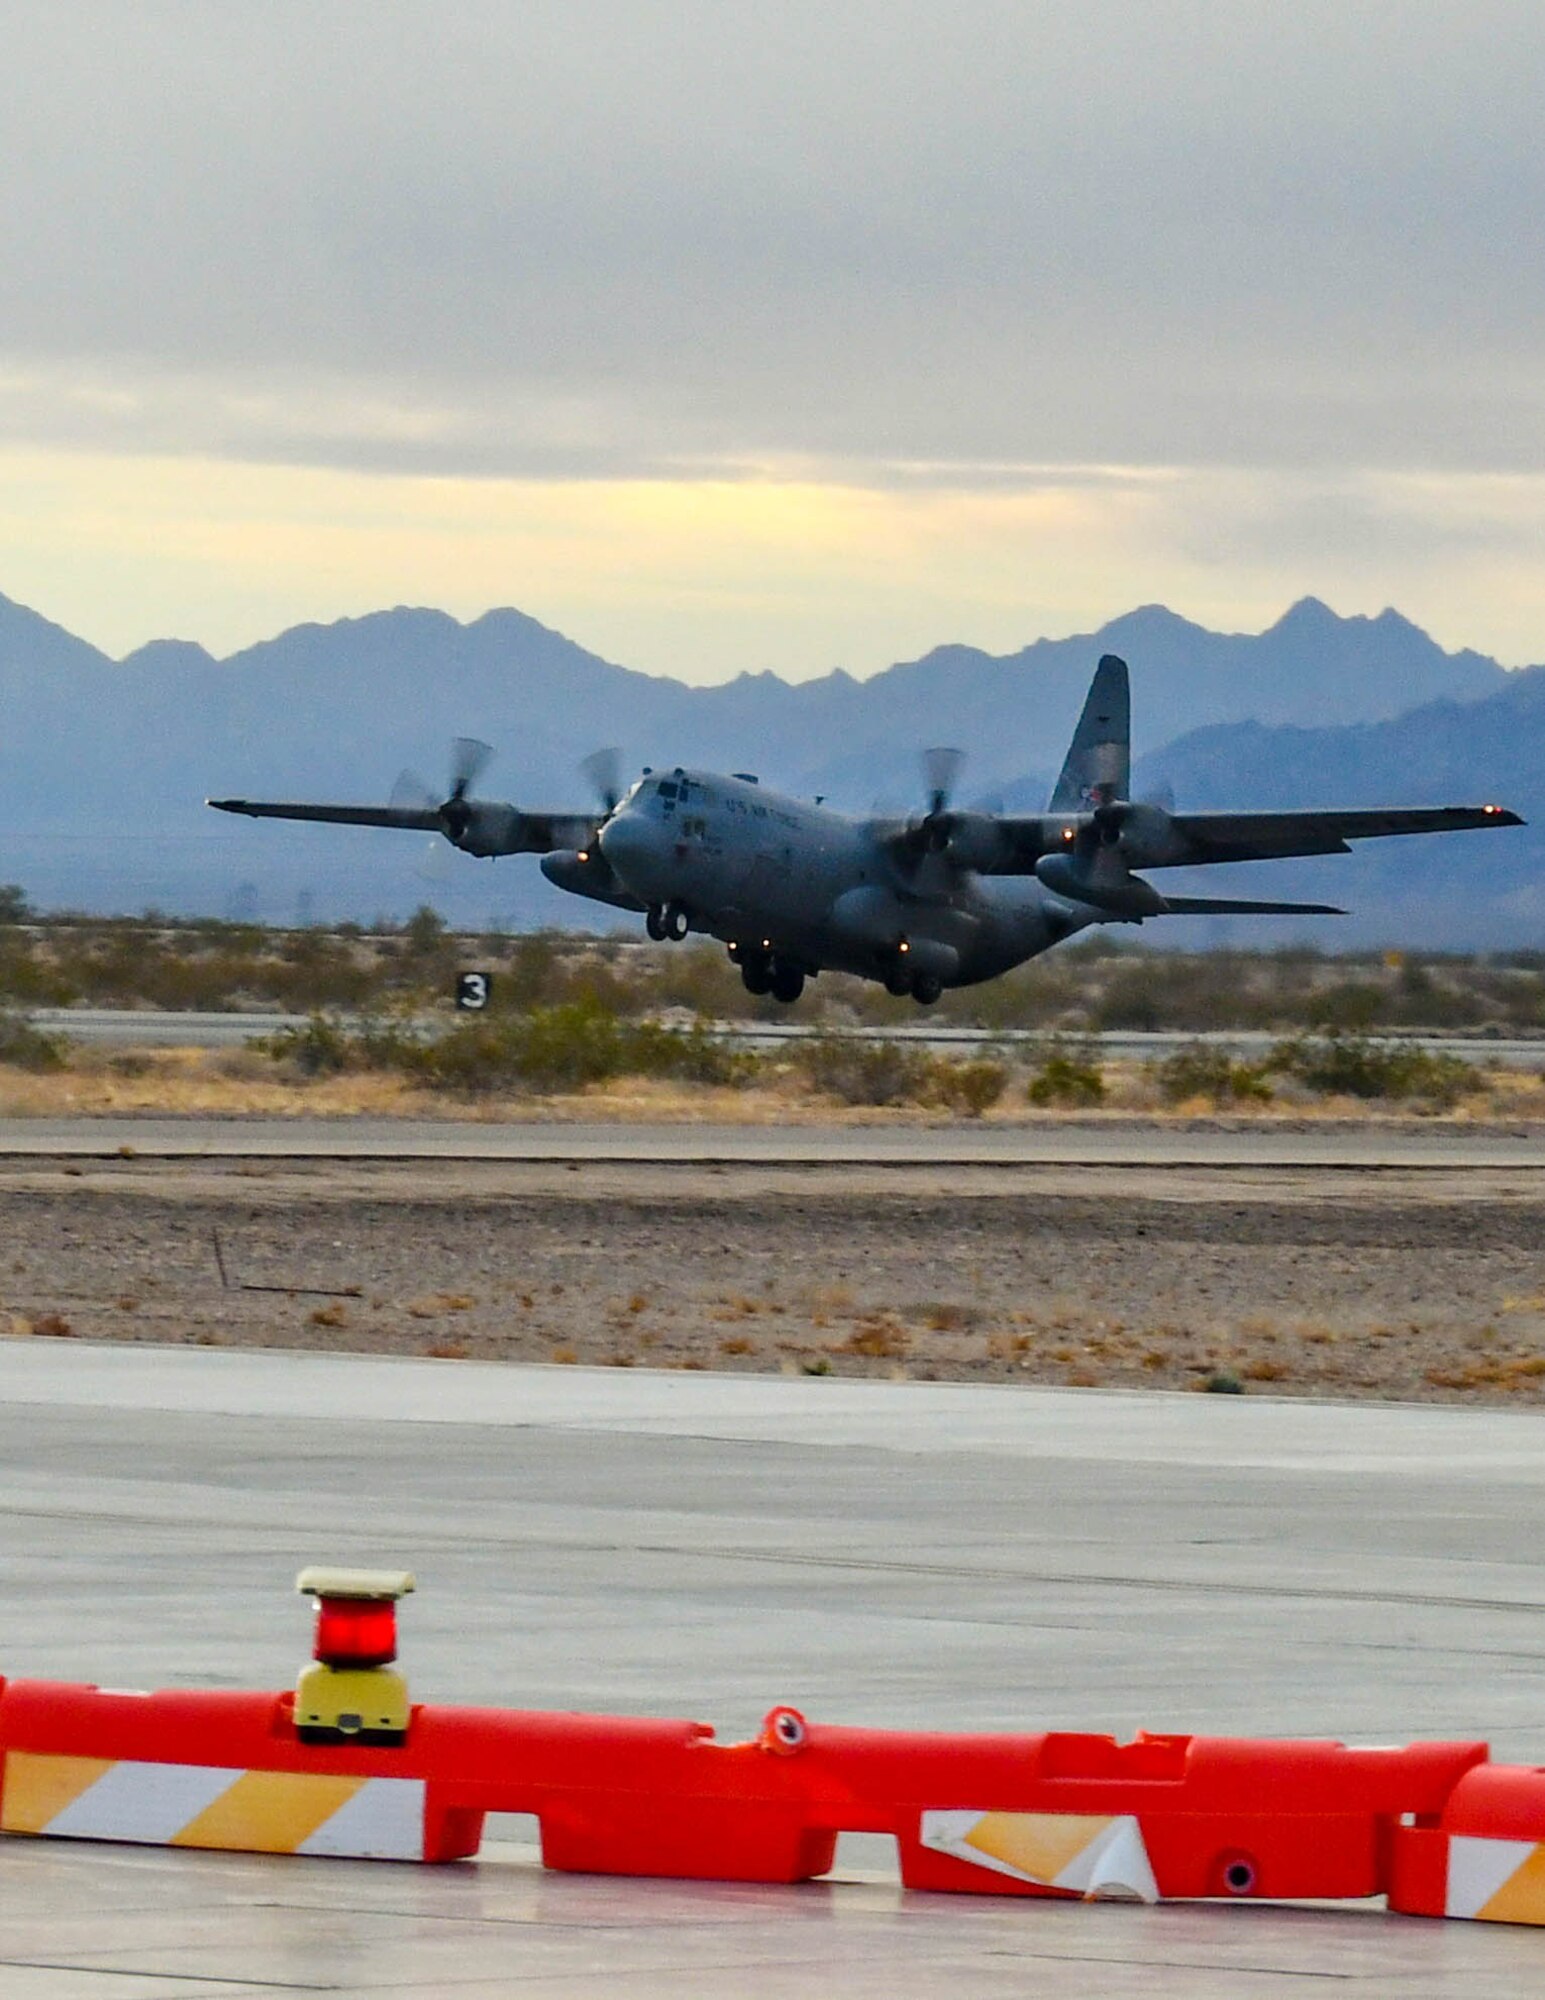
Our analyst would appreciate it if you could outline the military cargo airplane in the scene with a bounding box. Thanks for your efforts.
[209,654,1522,1006]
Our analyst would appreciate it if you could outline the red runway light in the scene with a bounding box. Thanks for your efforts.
[313,1597,398,1668]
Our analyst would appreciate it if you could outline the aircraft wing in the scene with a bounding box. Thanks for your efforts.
[207,798,600,855]
[1156,804,1522,865]
[208,799,443,830]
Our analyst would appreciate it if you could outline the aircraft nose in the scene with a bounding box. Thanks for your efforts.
[597,807,649,889]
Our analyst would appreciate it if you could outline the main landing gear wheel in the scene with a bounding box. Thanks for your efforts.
[770,961,806,1004]
[645,904,668,941]
[911,973,943,1006]
[884,963,912,998]
[741,956,773,996]
[664,900,690,941]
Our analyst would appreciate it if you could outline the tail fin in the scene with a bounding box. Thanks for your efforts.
[1049,654,1129,811]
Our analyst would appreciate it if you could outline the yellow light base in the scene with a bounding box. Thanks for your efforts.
[295,1662,411,1740]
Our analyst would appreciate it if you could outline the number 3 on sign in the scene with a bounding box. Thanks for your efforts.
[456,971,491,1011]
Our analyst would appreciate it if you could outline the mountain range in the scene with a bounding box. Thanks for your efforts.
[0,589,1538,946]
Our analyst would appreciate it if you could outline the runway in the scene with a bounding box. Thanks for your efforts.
[28,1006,1545,1068]
[1,1112,1543,1167]
[4,1344,1545,1994]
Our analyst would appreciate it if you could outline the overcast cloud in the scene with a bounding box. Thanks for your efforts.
[1,1,1542,671]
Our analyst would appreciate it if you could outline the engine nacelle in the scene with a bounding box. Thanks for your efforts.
[933,812,1012,872]
[540,849,644,911]
[449,802,525,857]
[1035,852,1164,918]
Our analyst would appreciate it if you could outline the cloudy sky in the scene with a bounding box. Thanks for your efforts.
[2,1,1543,677]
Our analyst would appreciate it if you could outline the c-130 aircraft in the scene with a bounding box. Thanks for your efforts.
[210,654,1522,1006]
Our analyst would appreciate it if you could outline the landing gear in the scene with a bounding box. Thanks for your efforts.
[770,961,806,1004]
[884,962,912,998]
[910,973,943,1006]
[740,954,773,996]
[648,901,690,941]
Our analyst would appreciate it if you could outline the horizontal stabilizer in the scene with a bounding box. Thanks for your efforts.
[1160,895,1345,917]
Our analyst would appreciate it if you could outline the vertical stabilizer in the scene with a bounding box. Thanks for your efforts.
[1049,654,1130,811]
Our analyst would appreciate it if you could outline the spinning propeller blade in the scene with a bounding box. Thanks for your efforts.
[580,746,625,816]
[923,746,965,818]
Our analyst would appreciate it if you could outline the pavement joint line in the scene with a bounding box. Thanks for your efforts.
[0,1959,331,1992]
[5,1493,1544,1618]
[981,1946,1357,1979]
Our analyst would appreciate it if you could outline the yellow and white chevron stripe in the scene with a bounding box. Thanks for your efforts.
[1446,1835,1545,1924]
[919,1808,1159,1902]
[1,1751,426,1860]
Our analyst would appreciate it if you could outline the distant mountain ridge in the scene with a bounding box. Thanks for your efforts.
[0,588,1535,943]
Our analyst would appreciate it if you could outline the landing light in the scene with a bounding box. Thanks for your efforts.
[1061,826,1075,844]
[898,939,910,954]
[578,849,590,862]
[1484,805,1502,816]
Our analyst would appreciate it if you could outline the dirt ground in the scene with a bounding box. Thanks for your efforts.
[3,1154,1545,1404]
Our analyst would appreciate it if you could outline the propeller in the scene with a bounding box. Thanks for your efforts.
[387,739,494,869]
[440,738,493,842]
[923,746,965,819]
[906,746,966,856]
[580,746,625,817]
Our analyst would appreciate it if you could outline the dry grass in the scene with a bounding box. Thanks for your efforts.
[405,1292,476,1319]
[0,1044,1539,1126]
[838,1317,910,1359]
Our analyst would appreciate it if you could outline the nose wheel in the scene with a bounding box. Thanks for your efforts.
[647,901,691,942]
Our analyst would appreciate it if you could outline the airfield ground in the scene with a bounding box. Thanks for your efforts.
[3,1149,1544,1405]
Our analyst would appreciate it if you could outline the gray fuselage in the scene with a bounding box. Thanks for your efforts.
[589,768,1087,988]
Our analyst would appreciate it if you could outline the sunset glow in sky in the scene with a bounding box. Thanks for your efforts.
[3,2,1542,676]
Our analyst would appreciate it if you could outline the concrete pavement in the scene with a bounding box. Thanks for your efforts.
[4,1346,1545,1991]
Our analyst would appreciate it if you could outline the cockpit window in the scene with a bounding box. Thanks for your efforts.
[658,781,679,802]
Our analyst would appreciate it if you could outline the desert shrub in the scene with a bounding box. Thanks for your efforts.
[930,1057,1008,1117]
[294,997,757,1094]
[0,1009,67,1071]
[797,1035,934,1106]
[1026,1038,1106,1107]
[259,999,744,1093]
[257,1013,366,1076]
[1267,1032,1478,1107]
[1154,1041,1273,1106]
[1306,982,1386,1031]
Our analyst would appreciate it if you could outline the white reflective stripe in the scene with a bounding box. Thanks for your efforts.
[46,1761,237,1843]
[1057,1817,1159,1904]
[297,1777,426,1860]
[918,1809,1030,1884]
[1447,1836,1535,1918]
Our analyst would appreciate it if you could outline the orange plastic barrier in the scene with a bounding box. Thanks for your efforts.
[1390,1763,1545,1925]
[3,1572,1541,1922]
[0,1673,1490,1901]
